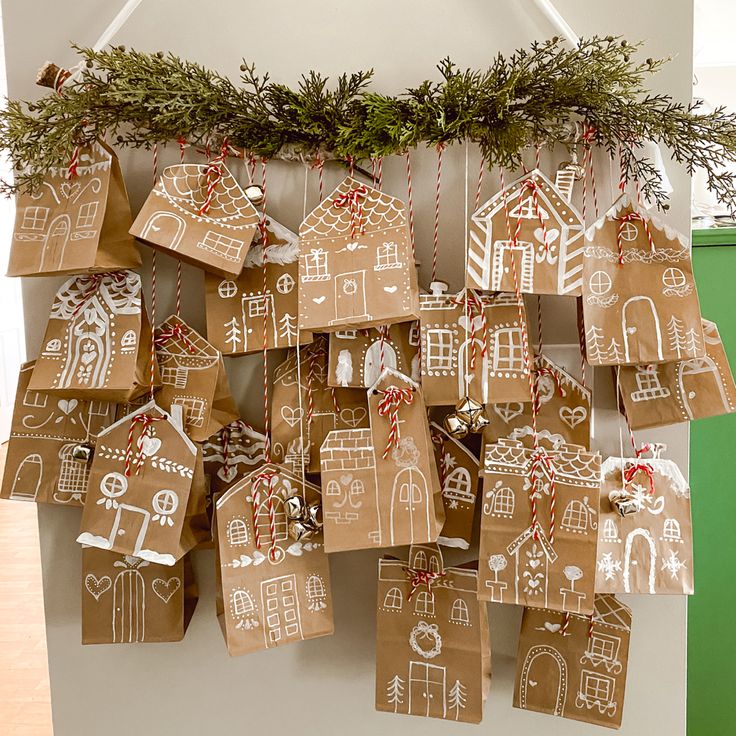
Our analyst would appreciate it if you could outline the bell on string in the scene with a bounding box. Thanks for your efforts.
[469,409,491,433]
[71,442,94,464]
[608,489,643,517]
[455,396,484,424]
[306,502,323,529]
[444,413,469,440]
[244,184,264,205]
[284,494,307,521]
[288,520,316,542]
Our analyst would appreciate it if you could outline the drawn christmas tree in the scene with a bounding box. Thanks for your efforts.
[224,318,242,352]
[448,679,467,719]
[386,675,405,713]
[279,313,298,345]
[606,338,623,364]
[667,316,687,358]
[684,327,702,356]
[585,326,606,363]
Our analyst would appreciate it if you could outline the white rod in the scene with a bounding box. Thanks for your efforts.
[533,0,580,46]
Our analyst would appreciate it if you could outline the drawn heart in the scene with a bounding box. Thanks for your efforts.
[313,296,326,305]
[534,227,559,244]
[346,242,360,252]
[528,559,541,569]
[141,436,161,457]
[218,465,238,483]
[494,402,524,423]
[81,352,97,365]
[544,622,561,633]
[529,680,538,688]
[58,399,78,415]
[152,577,181,603]
[383,286,398,294]
[340,474,353,486]
[85,574,111,601]
[252,551,266,566]
[60,182,81,199]
[458,314,483,333]
[281,406,304,428]
[560,405,587,428]
[527,579,541,589]
[287,542,303,557]
[340,407,367,428]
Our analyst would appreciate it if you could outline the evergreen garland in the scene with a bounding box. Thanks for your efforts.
[2,36,736,210]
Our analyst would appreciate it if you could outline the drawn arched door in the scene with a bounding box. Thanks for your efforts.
[112,568,145,643]
[518,645,567,715]
[59,300,112,389]
[364,340,397,386]
[678,357,731,419]
[10,454,43,500]
[390,467,430,544]
[141,212,186,250]
[457,337,487,403]
[41,214,72,271]
[622,297,663,362]
[623,529,657,593]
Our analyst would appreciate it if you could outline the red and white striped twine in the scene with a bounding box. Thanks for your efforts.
[67,145,80,180]
[260,158,271,463]
[513,178,550,252]
[431,143,444,283]
[405,151,416,260]
[198,139,229,216]
[560,611,571,636]
[154,322,196,353]
[577,305,587,389]
[377,387,414,459]
[251,470,278,560]
[452,291,488,371]
[529,449,558,545]
[403,566,446,601]
[474,156,485,212]
[615,212,655,265]
[333,184,368,239]
[124,413,163,477]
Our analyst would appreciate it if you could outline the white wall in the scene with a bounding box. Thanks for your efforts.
[1,1,693,734]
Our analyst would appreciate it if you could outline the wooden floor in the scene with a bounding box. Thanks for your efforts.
[0,498,53,735]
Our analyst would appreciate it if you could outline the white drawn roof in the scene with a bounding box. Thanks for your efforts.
[507,524,558,562]
[202,422,266,464]
[320,427,373,453]
[535,354,591,402]
[429,421,478,465]
[243,216,299,268]
[591,593,632,631]
[50,270,141,320]
[155,314,219,366]
[154,163,259,227]
[601,455,689,497]
[215,461,319,509]
[44,140,112,178]
[299,176,407,239]
[274,337,328,388]
[368,366,420,395]
[378,556,478,591]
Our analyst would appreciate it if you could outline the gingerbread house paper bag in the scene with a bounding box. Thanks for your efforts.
[328,322,421,388]
[583,195,704,366]
[298,176,420,331]
[28,270,155,401]
[271,338,369,474]
[467,169,585,295]
[154,314,238,441]
[130,162,260,277]
[478,439,601,614]
[82,548,197,644]
[203,421,266,496]
[485,354,592,449]
[0,362,117,506]
[205,217,313,355]
[618,319,736,429]
[8,141,141,277]
[419,284,532,406]
[430,422,480,550]
[214,463,334,656]
[76,401,201,565]
[513,594,632,730]
[319,368,444,552]
[595,449,693,595]
[375,545,491,724]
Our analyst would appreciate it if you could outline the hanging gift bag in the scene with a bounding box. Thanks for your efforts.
[513,594,632,729]
[375,544,491,724]
[478,438,601,614]
[29,270,156,401]
[214,463,334,656]
[154,314,238,441]
[8,141,141,277]
[130,160,260,277]
[298,176,420,331]
[81,547,197,644]
[0,361,117,505]
[203,420,267,496]
[583,194,704,366]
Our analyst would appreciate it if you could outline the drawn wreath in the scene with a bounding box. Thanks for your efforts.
[409,621,442,660]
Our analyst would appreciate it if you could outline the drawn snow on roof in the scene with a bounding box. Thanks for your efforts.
[155,314,219,367]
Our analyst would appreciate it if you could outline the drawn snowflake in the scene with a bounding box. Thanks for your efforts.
[661,549,686,580]
[597,552,622,581]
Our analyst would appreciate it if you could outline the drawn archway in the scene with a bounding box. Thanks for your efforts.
[112,568,145,643]
[41,214,72,271]
[622,296,663,362]
[364,340,397,386]
[390,466,430,544]
[677,357,731,419]
[457,337,487,403]
[623,528,657,593]
[141,211,186,250]
[518,645,568,716]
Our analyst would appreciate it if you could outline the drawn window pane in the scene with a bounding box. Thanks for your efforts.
[218,280,238,298]
[589,270,612,296]
[444,467,472,501]
[304,250,329,281]
[232,589,255,616]
[306,575,325,600]
[602,518,619,540]
[152,490,179,515]
[510,195,537,219]
[583,672,613,703]
[619,222,639,242]
[375,241,401,270]
[326,480,341,496]
[350,479,365,496]
[120,330,137,348]
[450,598,470,624]
[414,591,435,616]
[227,518,249,546]
[76,202,99,229]
[663,268,687,288]
[335,329,357,339]
[88,401,110,417]
[23,390,48,408]
[663,518,681,541]
[589,635,616,661]
[561,500,588,532]
[57,444,90,497]
[276,273,295,294]
[22,206,49,230]
[426,329,454,370]
[428,555,440,574]
[493,328,524,372]
[172,397,206,428]
[383,587,403,610]
[100,472,127,499]
[492,487,515,516]
[248,296,268,318]
[256,498,287,543]
[197,231,245,262]
[414,550,428,570]
[635,366,660,392]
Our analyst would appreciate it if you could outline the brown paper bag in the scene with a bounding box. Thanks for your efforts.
[430,422,480,550]
[29,270,156,402]
[478,439,601,614]
[8,141,141,277]
[76,401,205,565]
[0,361,117,505]
[595,448,693,595]
[375,544,491,724]
[205,217,313,354]
[203,420,267,497]
[214,463,334,656]
[298,176,420,331]
[484,354,592,450]
[154,314,238,441]
[328,321,420,388]
[583,194,704,365]
[319,368,444,552]
[271,337,369,474]
[419,284,532,406]
[81,547,197,644]
[467,169,585,295]
[618,318,736,429]
[513,594,632,730]
[130,162,260,277]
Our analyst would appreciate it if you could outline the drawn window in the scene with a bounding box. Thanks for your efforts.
[226,518,249,546]
[256,498,287,543]
[161,366,188,388]
[76,202,99,229]
[444,467,472,500]
[589,270,612,296]
[232,589,255,616]
[88,401,110,417]
[619,221,639,242]
[414,591,435,616]
[428,555,441,574]
[172,397,206,428]
[152,490,179,515]
[493,328,524,372]
[120,330,137,348]
[561,500,589,532]
[383,587,403,610]
[510,195,537,220]
[23,390,48,408]
[197,231,245,262]
[304,249,329,281]
[218,280,238,298]
[492,487,515,517]
[350,479,365,497]
[375,241,401,270]
[635,366,661,393]
[306,575,326,600]
[57,444,89,496]
[602,518,619,541]
[276,273,295,294]
[248,296,268,318]
[335,329,357,339]
[426,329,454,370]
[22,206,49,231]
[450,598,470,624]
[408,322,421,346]
[663,518,682,541]
[662,268,686,289]
[100,472,127,499]
[582,672,614,704]
[413,550,428,570]
[326,480,341,496]
[589,634,618,662]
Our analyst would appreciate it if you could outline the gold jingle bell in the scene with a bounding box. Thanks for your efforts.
[443,412,469,439]
[244,184,265,205]
[455,396,484,424]
[608,489,643,517]
[71,442,94,464]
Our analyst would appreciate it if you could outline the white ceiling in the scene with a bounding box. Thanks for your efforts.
[694,0,736,67]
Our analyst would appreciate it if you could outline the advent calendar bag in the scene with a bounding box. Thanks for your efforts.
[0,361,117,506]
[513,594,632,729]
[8,141,141,277]
[375,545,491,724]
[29,270,155,402]
[214,464,334,656]
[82,548,197,644]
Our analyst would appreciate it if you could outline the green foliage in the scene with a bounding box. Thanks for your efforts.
[2,36,736,210]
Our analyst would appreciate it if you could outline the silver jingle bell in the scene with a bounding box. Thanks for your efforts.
[307,502,323,529]
[558,161,585,181]
[443,413,469,440]
[608,489,644,517]
[284,494,308,521]
[71,442,94,463]
[469,409,491,434]
[288,520,316,542]
[244,184,265,205]
[455,396,484,424]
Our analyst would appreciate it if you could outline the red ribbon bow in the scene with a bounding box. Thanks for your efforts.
[251,470,279,561]
[154,322,196,353]
[333,184,368,239]
[124,413,164,477]
[623,461,655,495]
[403,567,446,601]
[71,272,128,317]
[615,212,655,265]
[513,178,551,251]
[377,387,414,460]
[452,291,488,371]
